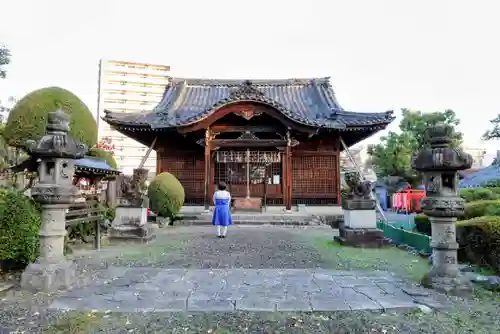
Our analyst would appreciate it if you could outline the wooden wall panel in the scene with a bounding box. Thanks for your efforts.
[157,149,205,205]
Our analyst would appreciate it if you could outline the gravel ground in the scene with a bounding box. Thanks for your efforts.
[1,225,500,333]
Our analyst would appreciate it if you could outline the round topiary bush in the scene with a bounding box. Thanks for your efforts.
[414,214,431,236]
[0,188,41,268]
[4,87,98,148]
[463,200,500,220]
[460,187,498,203]
[456,216,500,272]
[88,148,117,169]
[147,172,185,220]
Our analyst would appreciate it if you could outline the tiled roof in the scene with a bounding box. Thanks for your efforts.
[460,164,500,188]
[103,77,395,131]
[75,157,121,175]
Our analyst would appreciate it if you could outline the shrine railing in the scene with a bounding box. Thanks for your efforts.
[65,200,106,250]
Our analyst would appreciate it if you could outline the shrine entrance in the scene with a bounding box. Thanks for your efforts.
[214,150,282,207]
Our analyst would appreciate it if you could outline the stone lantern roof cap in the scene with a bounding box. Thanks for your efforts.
[427,122,454,147]
[25,109,88,159]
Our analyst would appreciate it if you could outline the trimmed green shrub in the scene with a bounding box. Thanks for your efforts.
[4,87,98,148]
[488,187,500,195]
[463,200,500,220]
[88,148,117,169]
[460,187,498,203]
[0,188,41,266]
[456,216,500,272]
[414,214,431,236]
[147,172,185,220]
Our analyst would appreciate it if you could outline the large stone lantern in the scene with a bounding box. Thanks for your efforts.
[412,122,473,294]
[20,109,87,292]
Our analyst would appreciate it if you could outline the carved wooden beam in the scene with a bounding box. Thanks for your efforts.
[211,139,287,148]
[210,125,281,133]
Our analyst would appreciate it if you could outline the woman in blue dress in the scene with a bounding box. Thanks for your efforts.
[212,182,232,238]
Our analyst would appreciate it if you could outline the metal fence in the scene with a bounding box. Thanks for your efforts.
[377,221,432,254]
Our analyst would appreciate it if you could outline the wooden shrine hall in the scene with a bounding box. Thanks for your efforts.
[102,77,394,211]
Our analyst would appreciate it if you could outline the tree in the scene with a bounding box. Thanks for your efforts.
[4,87,98,148]
[0,44,10,79]
[482,114,500,140]
[367,109,463,184]
[399,108,462,149]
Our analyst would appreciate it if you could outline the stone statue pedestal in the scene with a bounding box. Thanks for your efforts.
[21,260,76,292]
[108,197,154,241]
[335,199,384,248]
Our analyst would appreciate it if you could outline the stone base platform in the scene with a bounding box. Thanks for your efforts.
[21,260,76,293]
[176,212,344,226]
[335,227,385,248]
[108,223,155,242]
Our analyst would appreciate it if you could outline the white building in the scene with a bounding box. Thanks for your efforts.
[96,59,171,177]
[462,145,487,168]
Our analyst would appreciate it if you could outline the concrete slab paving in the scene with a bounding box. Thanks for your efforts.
[49,268,442,313]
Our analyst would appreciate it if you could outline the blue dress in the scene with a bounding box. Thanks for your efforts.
[212,190,233,226]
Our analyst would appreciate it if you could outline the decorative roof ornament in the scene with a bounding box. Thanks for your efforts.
[25,109,88,158]
[229,80,265,99]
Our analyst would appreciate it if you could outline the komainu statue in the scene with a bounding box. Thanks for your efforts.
[344,171,373,200]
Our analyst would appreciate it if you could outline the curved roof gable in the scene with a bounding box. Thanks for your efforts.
[103,77,395,131]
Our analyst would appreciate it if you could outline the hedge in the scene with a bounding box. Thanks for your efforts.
[147,172,185,220]
[4,87,98,148]
[463,199,500,220]
[414,214,431,236]
[0,188,41,267]
[456,216,500,272]
[460,188,498,203]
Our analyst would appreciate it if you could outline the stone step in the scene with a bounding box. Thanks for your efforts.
[174,219,323,226]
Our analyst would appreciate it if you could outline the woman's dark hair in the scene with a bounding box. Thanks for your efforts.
[217,182,227,191]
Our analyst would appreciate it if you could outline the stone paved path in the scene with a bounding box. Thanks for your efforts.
[46,226,443,313]
[49,267,439,312]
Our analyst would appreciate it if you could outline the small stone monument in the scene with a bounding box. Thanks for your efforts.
[335,172,384,247]
[108,168,154,241]
[412,122,473,294]
[20,109,88,292]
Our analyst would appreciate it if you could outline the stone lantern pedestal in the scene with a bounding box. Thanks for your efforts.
[108,168,154,241]
[335,172,384,248]
[20,109,87,292]
[412,122,473,295]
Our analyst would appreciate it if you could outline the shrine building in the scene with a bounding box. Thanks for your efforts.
[102,77,394,211]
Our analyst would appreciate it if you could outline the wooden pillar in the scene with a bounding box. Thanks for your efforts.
[285,131,292,211]
[204,128,211,210]
[335,136,342,205]
[281,149,287,207]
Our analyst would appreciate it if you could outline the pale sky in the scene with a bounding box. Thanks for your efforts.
[1,0,499,160]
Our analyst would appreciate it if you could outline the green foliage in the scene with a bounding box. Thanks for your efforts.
[104,206,116,222]
[399,108,462,149]
[460,188,498,203]
[463,200,500,220]
[0,44,10,79]
[4,87,97,148]
[148,172,185,220]
[456,216,500,272]
[367,131,418,182]
[482,114,500,140]
[88,148,117,169]
[367,109,463,183]
[414,214,431,236]
[0,188,41,265]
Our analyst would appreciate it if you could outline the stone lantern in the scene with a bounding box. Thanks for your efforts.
[412,122,473,294]
[20,109,87,292]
